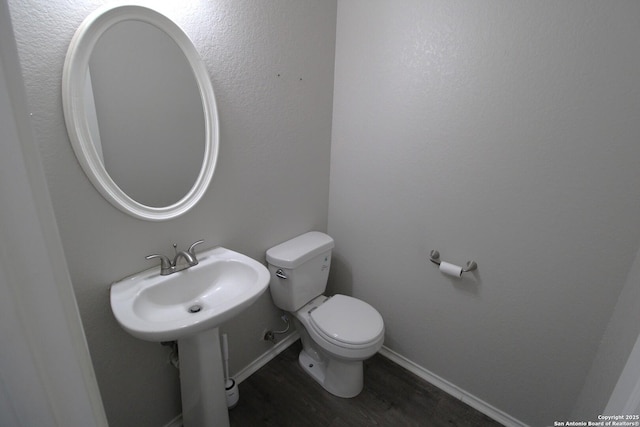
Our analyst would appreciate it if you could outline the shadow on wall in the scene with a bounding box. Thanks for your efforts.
[327,253,353,296]
[450,269,482,296]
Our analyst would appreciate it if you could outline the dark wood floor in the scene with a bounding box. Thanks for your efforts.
[229,340,503,426]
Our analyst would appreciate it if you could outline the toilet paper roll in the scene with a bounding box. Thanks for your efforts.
[439,261,463,278]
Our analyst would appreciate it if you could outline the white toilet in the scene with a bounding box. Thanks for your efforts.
[266,231,384,398]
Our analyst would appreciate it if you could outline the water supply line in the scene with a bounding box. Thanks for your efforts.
[263,314,290,343]
[161,341,180,369]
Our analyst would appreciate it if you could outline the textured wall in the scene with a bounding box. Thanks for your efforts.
[10,0,640,425]
[7,0,336,426]
[328,1,640,425]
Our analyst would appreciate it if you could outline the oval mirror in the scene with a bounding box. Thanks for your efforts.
[62,2,219,221]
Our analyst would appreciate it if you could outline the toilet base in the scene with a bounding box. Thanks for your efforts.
[298,348,363,398]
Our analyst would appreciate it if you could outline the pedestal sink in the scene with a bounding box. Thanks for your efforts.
[110,246,270,427]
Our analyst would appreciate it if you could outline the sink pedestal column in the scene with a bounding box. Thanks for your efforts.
[178,327,229,427]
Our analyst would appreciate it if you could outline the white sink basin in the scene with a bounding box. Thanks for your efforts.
[110,246,270,342]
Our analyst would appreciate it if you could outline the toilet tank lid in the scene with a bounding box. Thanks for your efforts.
[266,231,334,269]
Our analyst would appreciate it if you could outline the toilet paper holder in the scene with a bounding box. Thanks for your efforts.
[429,250,477,273]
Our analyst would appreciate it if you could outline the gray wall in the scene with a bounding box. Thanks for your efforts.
[8,0,336,426]
[328,1,640,426]
[8,0,640,425]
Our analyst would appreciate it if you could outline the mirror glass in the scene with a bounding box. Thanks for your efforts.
[88,20,204,207]
[63,4,219,220]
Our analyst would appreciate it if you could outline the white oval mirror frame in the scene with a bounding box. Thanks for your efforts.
[62,2,219,221]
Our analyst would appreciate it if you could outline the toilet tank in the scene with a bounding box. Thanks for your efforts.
[266,231,334,311]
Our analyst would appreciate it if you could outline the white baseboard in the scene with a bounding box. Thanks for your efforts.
[235,331,300,384]
[378,346,528,427]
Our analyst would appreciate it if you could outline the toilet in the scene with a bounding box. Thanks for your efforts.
[266,231,384,398]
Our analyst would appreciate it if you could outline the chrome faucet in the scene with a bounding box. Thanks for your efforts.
[146,239,204,275]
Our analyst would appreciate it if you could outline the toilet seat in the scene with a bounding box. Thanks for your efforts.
[308,295,384,349]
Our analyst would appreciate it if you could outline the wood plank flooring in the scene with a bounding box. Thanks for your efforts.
[229,340,504,426]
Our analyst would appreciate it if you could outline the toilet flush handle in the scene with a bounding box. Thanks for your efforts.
[275,269,288,280]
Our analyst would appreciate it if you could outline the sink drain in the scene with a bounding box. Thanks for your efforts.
[188,304,202,313]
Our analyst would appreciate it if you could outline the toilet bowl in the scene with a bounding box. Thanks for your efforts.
[266,232,385,397]
[292,294,384,397]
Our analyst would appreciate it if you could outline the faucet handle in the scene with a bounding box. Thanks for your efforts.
[187,239,204,255]
[145,254,173,274]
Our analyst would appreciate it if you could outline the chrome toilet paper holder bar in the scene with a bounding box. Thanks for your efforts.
[429,250,478,273]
